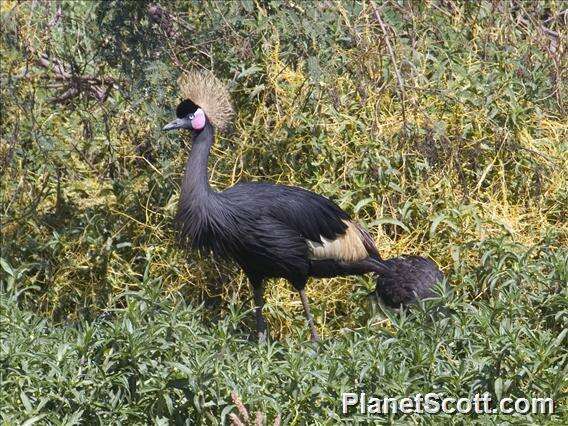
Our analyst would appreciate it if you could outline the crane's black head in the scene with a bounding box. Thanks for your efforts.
[163,99,207,132]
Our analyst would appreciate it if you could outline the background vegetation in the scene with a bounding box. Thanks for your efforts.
[1,0,566,423]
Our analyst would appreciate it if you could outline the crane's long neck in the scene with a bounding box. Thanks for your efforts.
[180,121,215,203]
[176,121,219,249]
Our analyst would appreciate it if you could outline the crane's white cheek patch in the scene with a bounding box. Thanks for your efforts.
[191,110,206,129]
[307,221,369,262]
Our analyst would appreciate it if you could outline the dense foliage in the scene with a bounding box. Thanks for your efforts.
[1,0,566,423]
[1,241,566,423]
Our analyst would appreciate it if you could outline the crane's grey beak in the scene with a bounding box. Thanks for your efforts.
[163,117,192,131]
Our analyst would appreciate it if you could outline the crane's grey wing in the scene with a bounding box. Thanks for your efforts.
[238,216,310,279]
[268,187,349,241]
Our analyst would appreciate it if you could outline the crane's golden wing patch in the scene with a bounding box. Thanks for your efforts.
[306,220,369,262]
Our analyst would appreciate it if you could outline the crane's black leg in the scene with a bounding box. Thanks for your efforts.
[250,278,267,342]
[298,289,320,342]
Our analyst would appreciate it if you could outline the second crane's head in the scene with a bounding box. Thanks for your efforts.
[163,70,233,135]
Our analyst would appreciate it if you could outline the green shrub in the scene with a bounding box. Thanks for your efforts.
[1,239,566,423]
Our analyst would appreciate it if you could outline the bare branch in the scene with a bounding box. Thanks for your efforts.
[35,52,119,103]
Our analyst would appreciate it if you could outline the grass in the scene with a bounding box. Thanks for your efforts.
[1,0,567,423]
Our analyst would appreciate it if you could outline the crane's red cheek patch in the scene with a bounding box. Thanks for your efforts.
[191,113,206,129]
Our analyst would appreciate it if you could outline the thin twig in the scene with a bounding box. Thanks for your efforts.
[371,2,408,138]
[47,0,62,28]
[543,9,567,24]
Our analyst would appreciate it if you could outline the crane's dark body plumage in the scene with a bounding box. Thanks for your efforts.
[165,75,444,341]
[175,123,379,290]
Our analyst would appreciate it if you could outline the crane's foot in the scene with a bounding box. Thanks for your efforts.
[257,330,267,343]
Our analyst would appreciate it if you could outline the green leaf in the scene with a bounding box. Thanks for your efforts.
[494,377,503,400]
[0,257,14,276]
[353,197,373,214]
[22,415,47,426]
[553,329,567,348]
[62,410,84,426]
[369,218,410,233]
[20,391,33,412]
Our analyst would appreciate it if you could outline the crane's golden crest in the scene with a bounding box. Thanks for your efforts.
[178,70,234,130]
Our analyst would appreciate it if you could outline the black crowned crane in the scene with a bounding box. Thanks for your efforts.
[163,71,443,341]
